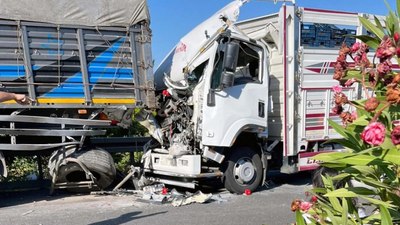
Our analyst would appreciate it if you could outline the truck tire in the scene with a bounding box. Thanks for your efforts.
[56,149,116,191]
[223,147,263,194]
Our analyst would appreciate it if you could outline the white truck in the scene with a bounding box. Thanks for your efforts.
[139,1,375,193]
[0,0,378,194]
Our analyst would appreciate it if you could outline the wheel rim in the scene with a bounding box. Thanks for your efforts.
[233,158,256,185]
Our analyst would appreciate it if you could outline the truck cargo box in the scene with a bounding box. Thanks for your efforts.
[0,0,154,108]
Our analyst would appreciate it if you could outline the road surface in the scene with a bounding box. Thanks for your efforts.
[0,172,312,225]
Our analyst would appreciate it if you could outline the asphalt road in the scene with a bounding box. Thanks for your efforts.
[0,172,312,225]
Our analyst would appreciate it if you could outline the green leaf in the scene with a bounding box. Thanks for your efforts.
[360,196,394,209]
[397,0,400,16]
[362,213,382,224]
[374,16,385,33]
[378,149,400,165]
[328,119,348,139]
[314,152,352,163]
[342,197,349,225]
[344,165,378,179]
[326,208,343,225]
[323,139,359,151]
[336,154,388,166]
[349,115,370,126]
[325,188,358,198]
[355,35,380,49]
[385,14,395,36]
[328,120,362,151]
[380,204,393,225]
[332,172,352,182]
[356,176,392,189]
[295,210,306,225]
[347,187,377,195]
[359,16,385,39]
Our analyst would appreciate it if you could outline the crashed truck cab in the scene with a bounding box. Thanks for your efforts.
[140,0,270,193]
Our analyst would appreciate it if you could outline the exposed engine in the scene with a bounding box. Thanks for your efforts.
[156,88,195,155]
[136,84,198,157]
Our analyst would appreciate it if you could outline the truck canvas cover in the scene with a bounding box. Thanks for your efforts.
[0,0,149,26]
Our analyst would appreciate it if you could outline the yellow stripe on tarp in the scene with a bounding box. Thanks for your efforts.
[2,98,136,104]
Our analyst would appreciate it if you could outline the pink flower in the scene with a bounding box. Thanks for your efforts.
[376,36,396,60]
[300,201,313,212]
[377,60,392,76]
[391,126,400,145]
[351,42,361,53]
[332,85,343,93]
[361,122,386,146]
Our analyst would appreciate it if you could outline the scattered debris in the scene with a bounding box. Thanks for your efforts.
[22,209,34,216]
[244,189,252,196]
[171,191,212,207]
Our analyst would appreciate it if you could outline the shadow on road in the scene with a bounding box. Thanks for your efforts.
[0,189,82,208]
[269,170,312,186]
[88,211,167,225]
[0,171,313,208]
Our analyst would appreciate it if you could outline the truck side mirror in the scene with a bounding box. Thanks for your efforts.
[223,42,239,72]
[219,42,239,89]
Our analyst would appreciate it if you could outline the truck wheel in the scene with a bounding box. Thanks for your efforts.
[56,149,116,191]
[223,147,263,194]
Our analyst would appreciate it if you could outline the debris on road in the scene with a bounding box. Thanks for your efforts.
[171,191,212,207]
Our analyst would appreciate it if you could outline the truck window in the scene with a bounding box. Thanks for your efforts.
[211,51,224,89]
[301,23,356,49]
[210,40,262,89]
[188,60,209,87]
[232,42,261,86]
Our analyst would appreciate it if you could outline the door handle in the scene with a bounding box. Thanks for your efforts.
[258,101,265,118]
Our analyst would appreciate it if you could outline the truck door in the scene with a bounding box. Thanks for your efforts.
[201,38,268,147]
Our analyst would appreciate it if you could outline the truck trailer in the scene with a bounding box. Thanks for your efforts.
[0,0,154,190]
[0,0,380,194]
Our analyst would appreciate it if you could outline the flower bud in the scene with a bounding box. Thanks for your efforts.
[344,78,356,87]
[291,199,301,212]
[311,196,318,203]
[386,87,400,104]
[340,111,353,125]
[391,126,400,145]
[332,105,343,115]
[364,97,380,112]
[393,73,400,84]
[334,93,349,105]
[395,32,400,43]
